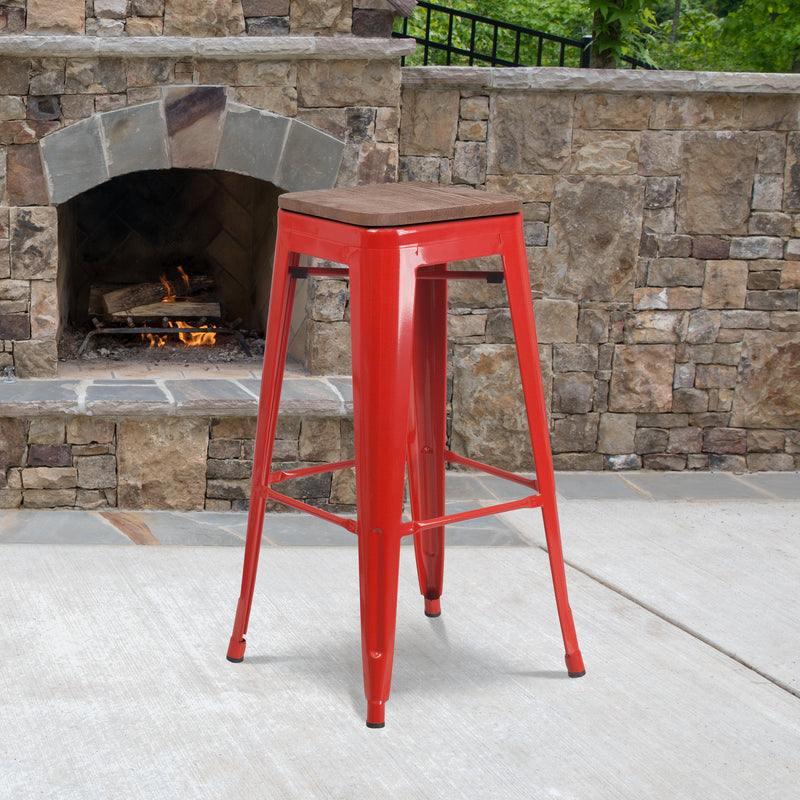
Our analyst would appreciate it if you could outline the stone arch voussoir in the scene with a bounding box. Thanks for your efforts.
[39,86,345,204]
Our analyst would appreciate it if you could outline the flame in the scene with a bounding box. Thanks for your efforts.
[177,265,191,294]
[143,321,217,348]
[160,273,176,302]
[160,267,191,302]
[175,320,216,346]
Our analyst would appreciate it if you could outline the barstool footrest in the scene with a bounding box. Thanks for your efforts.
[444,450,539,491]
[269,459,355,483]
[408,494,543,535]
[265,487,358,533]
[264,453,546,537]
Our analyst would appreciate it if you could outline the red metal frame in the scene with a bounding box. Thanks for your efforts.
[227,207,585,728]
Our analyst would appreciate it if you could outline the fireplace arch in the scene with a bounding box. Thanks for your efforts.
[39,86,346,203]
[41,88,345,359]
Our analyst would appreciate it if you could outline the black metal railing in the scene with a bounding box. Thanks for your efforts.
[392,2,655,69]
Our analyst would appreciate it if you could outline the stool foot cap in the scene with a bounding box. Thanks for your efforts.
[227,637,247,662]
[565,650,585,677]
[424,597,441,617]
[366,700,385,728]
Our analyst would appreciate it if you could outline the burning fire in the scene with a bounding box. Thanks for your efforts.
[142,267,217,348]
[159,266,192,302]
[159,273,175,301]
[145,321,217,348]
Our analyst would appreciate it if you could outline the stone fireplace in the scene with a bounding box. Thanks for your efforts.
[1,18,410,376]
[0,0,413,512]
[45,86,345,359]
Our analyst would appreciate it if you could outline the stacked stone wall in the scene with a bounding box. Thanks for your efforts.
[0,0,398,38]
[2,27,800,481]
[0,414,355,510]
[399,69,800,471]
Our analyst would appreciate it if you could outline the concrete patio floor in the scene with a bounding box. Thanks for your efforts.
[1,471,799,799]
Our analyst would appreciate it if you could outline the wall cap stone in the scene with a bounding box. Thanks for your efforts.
[0,376,352,418]
[402,66,800,95]
[0,34,416,61]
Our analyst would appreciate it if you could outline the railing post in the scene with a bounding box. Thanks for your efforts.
[580,35,592,68]
[446,13,454,65]
[469,18,476,66]
[424,4,432,64]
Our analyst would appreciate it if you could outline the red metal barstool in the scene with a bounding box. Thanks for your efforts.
[226,182,585,728]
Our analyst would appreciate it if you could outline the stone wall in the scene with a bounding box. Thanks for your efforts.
[1,0,398,38]
[3,8,800,484]
[0,413,355,510]
[399,68,800,471]
[0,370,356,512]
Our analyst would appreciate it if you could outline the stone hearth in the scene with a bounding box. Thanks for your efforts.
[0,360,354,511]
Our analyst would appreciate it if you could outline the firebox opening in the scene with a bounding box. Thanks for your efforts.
[57,168,280,362]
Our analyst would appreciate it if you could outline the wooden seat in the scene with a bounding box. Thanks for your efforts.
[277,181,521,226]
[227,182,585,728]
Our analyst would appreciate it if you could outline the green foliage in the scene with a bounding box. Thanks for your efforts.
[642,0,800,71]
[647,4,728,70]
[588,0,659,65]
[719,0,800,72]
[463,0,590,39]
[587,0,800,70]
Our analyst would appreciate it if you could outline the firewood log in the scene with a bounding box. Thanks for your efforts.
[110,301,222,319]
[100,275,215,315]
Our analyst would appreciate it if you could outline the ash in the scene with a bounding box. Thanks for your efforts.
[59,328,265,366]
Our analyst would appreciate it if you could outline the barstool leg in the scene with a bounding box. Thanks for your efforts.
[227,243,300,663]
[349,252,417,728]
[502,223,586,678]
[407,273,448,618]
